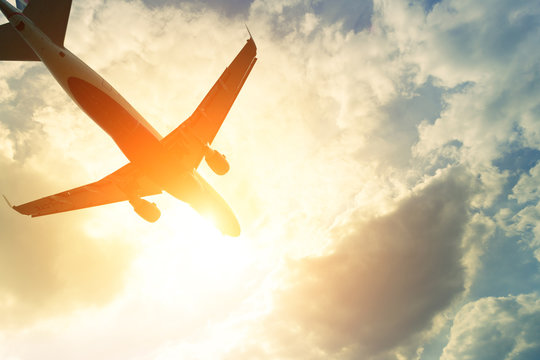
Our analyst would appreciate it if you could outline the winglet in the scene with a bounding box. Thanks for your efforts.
[2,194,13,208]
[1,194,24,215]
[245,24,253,40]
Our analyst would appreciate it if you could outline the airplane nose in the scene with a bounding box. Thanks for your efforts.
[0,0,20,19]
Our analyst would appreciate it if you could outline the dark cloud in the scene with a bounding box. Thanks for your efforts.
[227,167,474,359]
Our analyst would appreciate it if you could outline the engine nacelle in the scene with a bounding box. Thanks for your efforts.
[205,148,230,175]
[129,198,161,223]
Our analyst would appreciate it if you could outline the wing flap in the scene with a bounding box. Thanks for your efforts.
[12,163,162,217]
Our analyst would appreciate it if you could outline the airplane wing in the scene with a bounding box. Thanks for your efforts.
[10,163,161,217]
[162,36,257,168]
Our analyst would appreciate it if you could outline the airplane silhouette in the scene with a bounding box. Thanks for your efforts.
[0,0,257,236]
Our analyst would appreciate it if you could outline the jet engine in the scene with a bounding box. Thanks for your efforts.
[205,148,230,175]
[129,198,161,223]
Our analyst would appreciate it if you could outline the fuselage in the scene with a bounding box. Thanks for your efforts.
[6,9,164,162]
[1,0,247,236]
[2,4,200,195]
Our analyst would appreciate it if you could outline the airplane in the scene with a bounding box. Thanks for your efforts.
[0,0,257,236]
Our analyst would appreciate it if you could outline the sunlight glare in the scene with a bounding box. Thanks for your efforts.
[127,199,256,307]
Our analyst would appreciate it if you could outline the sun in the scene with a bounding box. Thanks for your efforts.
[100,195,257,302]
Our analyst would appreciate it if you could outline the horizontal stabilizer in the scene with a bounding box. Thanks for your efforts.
[0,23,39,61]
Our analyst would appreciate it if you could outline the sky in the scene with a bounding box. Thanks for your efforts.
[1,0,540,359]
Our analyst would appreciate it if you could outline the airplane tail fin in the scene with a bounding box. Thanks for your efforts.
[0,0,72,61]
[23,0,72,47]
[0,23,39,61]
[16,0,28,11]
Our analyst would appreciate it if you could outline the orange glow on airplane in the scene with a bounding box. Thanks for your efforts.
[0,0,257,236]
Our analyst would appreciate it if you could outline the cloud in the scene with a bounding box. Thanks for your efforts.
[310,0,373,33]
[1,0,540,358]
[0,122,15,160]
[139,0,255,18]
[0,160,135,329]
[226,167,474,359]
[0,77,13,103]
[510,162,540,205]
[394,0,540,87]
[0,1,140,327]
[495,162,540,261]
[0,0,272,336]
[441,293,540,360]
[408,0,540,166]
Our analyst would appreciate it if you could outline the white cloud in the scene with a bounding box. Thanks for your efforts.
[461,213,496,289]
[511,163,540,204]
[1,0,540,358]
[0,78,13,103]
[495,163,540,261]
[441,293,540,360]
[0,122,15,160]
[408,0,540,166]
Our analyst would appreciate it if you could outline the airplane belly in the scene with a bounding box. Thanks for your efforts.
[8,13,164,164]
[66,76,162,162]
